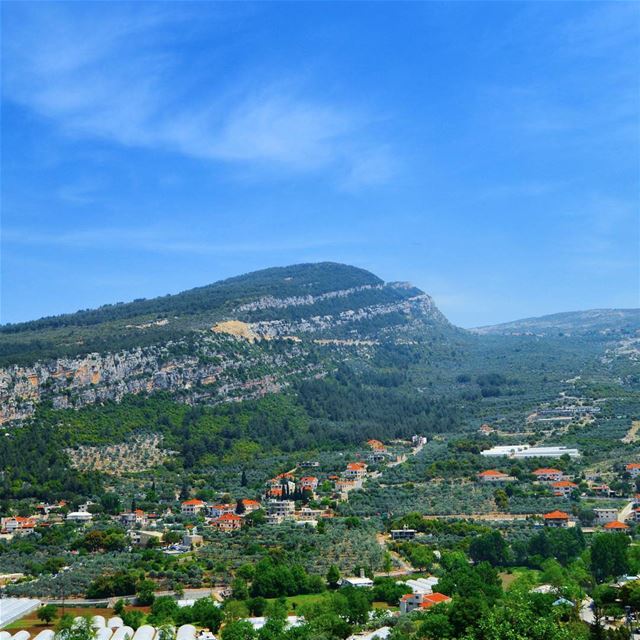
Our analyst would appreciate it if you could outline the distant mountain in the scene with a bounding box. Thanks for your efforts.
[0,262,453,423]
[473,308,640,336]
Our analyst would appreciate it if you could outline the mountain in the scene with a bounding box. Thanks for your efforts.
[0,262,453,424]
[472,308,640,337]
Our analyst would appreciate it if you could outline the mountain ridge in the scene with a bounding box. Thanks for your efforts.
[0,262,453,424]
[473,308,640,336]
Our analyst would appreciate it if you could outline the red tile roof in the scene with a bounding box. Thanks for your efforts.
[543,510,569,520]
[478,470,508,477]
[603,521,629,530]
[552,481,577,488]
[182,499,204,506]
[533,468,562,475]
[421,593,452,608]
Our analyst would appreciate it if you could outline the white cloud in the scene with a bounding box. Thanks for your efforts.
[1,3,393,186]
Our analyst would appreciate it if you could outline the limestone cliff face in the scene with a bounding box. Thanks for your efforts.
[0,279,449,423]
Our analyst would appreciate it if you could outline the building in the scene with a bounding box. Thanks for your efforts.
[240,499,261,514]
[66,511,93,523]
[420,593,452,610]
[482,446,579,459]
[603,521,630,532]
[543,511,570,528]
[593,508,618,525]
[296,506,325,522]
[391,527,417,541]
[119,510,147,527]
[477,470,514,483]
[626,463,640,478]
[181,499,205,516]
[513,446,579,459]
[367,439,386,451]
[340,572,374,588]
[138,530,164,547]
[298,476,319,494]
[207,503,235,518]
[344,462,368,480]
[0,517,37,535]
[399,592,451,614]
[212,513,243,532]
[551,481,578,498]
[533,468,564,483]
[481,445,530,457]
[591,484,613,497]
[183,532,204,548]
[266,500,295,524]
[268,473,296,491]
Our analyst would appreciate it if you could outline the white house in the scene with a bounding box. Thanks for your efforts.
[181,499,205,516]
[593,508,619,525]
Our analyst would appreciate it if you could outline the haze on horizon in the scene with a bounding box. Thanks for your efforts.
[1,1,638,328]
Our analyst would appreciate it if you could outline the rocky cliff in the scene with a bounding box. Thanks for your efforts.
[0,264,452,423]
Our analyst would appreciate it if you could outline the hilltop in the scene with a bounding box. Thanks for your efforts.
[0,262,454,423]
[473,308,640,337]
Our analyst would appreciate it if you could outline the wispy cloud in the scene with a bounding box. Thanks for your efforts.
[1,3,393,187]
[3,226,365,256]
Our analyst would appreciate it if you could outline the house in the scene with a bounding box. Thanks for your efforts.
[367,439,386,451]
[138,530,164,547]
[411,435,427,446]
[268,473,295,490]
[181,499,205,516]
[335,478,360,492]
[240,499,261,514]
[404,577,439,594]
[183,532,204,548]
[593,508,618,525]
[119,509,147,527]
[1,517,37,534]
[66,511,93,523]
[543,511,570,528]
[551,481,578,498]
[296,506,325,522]
[603,521,630,532]
[478,423,494,436]
[207,503,235,518]
[420,593,452,610]
[626,463,640,478]
[591,484,613,497]
[477,470,513,483]
[344,462,368,480]
[391,527,416,541]
[266,500,295,524]
[340,571,374,588]
[400,592,451,614]
[533,468,564,483]
[212,513,243,532]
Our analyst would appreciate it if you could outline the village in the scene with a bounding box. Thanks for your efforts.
[2,426,640,640]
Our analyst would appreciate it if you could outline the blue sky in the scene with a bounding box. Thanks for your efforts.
[1,1,638,328]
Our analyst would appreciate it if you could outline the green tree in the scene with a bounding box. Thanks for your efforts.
[221,620,256,640]
[122,610,144,631]
[136,579,156,606]
[591,533,630,583]
[326,565,341,589]
[469,531,509,567]
[37,604,58,626]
